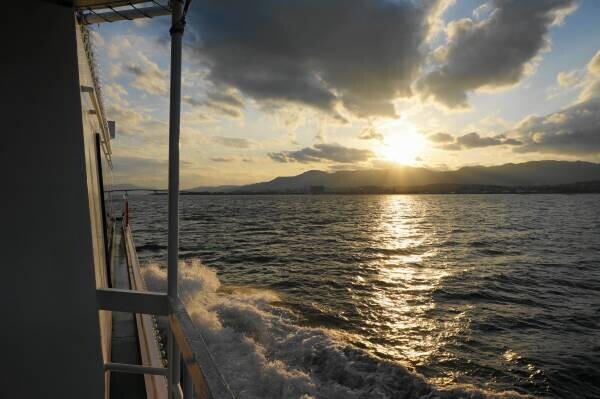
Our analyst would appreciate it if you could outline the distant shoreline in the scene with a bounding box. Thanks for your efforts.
[170,181,600,196]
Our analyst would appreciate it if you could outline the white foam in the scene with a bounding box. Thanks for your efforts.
[143,260,523,399]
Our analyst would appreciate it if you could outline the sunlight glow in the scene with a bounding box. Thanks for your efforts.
[376,122,426,165]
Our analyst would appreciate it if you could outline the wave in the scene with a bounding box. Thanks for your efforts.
[136,243,167,251]
[143,260,524,399]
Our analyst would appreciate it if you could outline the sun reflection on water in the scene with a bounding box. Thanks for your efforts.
[362,196,469,372]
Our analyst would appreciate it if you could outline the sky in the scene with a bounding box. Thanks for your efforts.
[92,0,600,189]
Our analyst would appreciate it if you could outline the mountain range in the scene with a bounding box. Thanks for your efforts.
[188,161,600,193]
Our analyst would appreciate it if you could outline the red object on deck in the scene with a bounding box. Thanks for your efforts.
[124,198,129,226]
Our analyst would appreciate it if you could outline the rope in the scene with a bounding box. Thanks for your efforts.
[129,1,152,18]
[108,5,133,20]
[87,6,111,23]
[152,0,172,12]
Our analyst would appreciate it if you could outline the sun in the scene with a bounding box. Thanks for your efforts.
[376,124,426,165]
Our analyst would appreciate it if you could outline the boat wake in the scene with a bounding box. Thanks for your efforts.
[143,260,522,399]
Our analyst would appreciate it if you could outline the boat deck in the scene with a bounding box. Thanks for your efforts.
[102,213,235,399]
[109,219,147,398]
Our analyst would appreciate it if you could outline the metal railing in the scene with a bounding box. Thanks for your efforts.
[80,24,111,156]
[87,2,234,397]
[97,198,234,399]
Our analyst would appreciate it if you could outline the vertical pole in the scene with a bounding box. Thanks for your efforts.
[95,133,111,288]
[167,0,184,397]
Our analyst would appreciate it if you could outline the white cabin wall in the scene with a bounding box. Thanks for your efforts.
[0,1,106,397]
[76,23,113,380]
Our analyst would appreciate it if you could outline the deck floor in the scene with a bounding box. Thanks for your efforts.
[109,220,147,398]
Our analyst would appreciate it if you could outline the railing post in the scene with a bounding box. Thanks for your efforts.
[183,360,193,399]
[167,0,184,397]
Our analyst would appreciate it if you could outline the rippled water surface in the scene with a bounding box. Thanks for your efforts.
[127,194,600,398]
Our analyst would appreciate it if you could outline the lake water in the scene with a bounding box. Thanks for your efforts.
[125,194,600,398]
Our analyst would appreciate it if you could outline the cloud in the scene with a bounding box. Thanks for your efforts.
[358,127,384,141]
[548,51,600,99]
[547,68,586,99]
[112,155,168,186]
[112,155,205,188]
[210,157,235,162]
[183,89,245,118]
[509,49,600,156]
[417,0,579,108]
[211,136,255,148]
[440,142,462,151]
[182,96,203,107]
[557,70,581,88]
[268,143,374,164]
[579,80,600,102]
[204,101,243,118]
[588,50,600,76]
[578,51,600,101]
[125,54,169,96]
[187,0,450,117]
[427,132,455,143]
[206,91,244,109]
[457,132,521,148]
[267,152,288,163]
[472,2,492,19]
[90,30,105,47]
[437,132,522,151]
[103,83,168,141]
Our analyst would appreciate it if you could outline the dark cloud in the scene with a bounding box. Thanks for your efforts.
[418,0,578,108]
[267,152,288,163]
[211,136,255,148]
[358,127,384,141]
[502,138,524,146]
[438,132,522,151]
[428,132,454,143]
[268,143,374,164]
[511,97,600,155]
[188,0,446,117]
